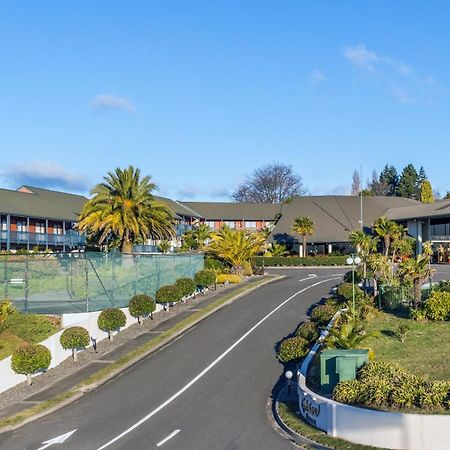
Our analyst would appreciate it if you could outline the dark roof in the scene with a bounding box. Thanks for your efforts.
[183,201,282,221]
[154,196,202,219]
[385,199,450,221]
[0,186,87,221]
[270,195,420,244]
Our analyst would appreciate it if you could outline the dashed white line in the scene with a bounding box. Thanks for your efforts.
[156,429,180,447]
[96,277,340,450]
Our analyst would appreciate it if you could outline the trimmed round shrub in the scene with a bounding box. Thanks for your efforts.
[423,291,450,321]
[204,258,226,273]
[11,344,51,385]
[337,282,364,302]
[128,294,156,323]
[242,261,253,276]
[60,326,90,361]
[194,269,216,288]
[276,337,309,364]
[310,304,337,325]
[155,285,183,308]
[216,274,242,284]
[97,308,126,341]
[343,270,363,284]
[175,278,197,298]
[295,321,320,343]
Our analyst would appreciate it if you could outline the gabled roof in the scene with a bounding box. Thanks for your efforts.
[182,201,282,221]
[0,186,87,221]
[385,199,450,221]
[271,195,420,243]
[154,196,202,219]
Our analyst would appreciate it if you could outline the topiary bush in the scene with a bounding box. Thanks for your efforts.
[295,321,320,344]
[216,274,242,284]
[242,261,253,276]
[336,282,364,303]
[276,337,309,365]
[175,278,197,299]
[155,285,183,309]
[97,308,127,341]
[60,326,90,361]
[204,258,226,273]
[423,291,450,321]
[194,269,216,288]
[343,270,363,284]
[11,344,51,385]
[128,294,156,323]
[310,304,337,325]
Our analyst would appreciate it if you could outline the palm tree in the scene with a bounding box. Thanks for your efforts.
[158,240,171,253]
[77,166,175,253]
[192,224,212,250]
[398,254,435,306]
[208,227,266,274]
[367,253,391,297]
[264,242,289,257]
[292,217,314,257]
[373,217,399,256]
[349,230,378,288]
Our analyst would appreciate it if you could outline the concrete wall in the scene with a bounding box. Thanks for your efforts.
[0,303,165,394]
[297,311,450,450]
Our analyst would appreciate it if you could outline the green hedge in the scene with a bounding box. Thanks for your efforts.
[251,255,347,267]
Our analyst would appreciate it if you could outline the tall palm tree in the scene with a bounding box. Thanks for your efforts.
[367,253,391,297]
[208,227,266,274]
[292,217,314,257]
[349,230,378,287]
[398,254,435,306]
[373,217,399,257]
[77,166,175,253]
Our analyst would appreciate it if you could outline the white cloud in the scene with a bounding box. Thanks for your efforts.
[0,161,91,193]
[310,69,326,85]
[91,94,136,114]
[343,44,411,76]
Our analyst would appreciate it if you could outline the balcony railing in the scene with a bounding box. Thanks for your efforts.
[0,230,86,247]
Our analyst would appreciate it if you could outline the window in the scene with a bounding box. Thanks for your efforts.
[53,224,63,235]
[35,222,46,234]
[16,221,27,232]
[223,221,236,229]
[244,221,257,229]
[205,220,215,229]
[1,219,6,231]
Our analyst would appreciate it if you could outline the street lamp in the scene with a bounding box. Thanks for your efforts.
[346,254,361,315]
[91,334,98,353]
[285,370,293,395]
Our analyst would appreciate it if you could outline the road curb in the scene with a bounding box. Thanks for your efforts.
[0,274,284,433]
[271,385,331,450]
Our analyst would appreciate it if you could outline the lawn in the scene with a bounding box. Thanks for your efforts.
[365,310,450,381]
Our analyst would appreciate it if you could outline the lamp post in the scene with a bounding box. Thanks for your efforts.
[346,254,361,315]
[285,370,293,395]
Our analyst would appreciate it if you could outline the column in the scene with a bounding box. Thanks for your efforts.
[26,217,30,251]
[45,219,49,251]
[6,214,10,252]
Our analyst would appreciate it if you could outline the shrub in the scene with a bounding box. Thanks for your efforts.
[295,321,320,343]
[423,291,450,321]
[252,265,265,276]
[204,258,226,273]
[276,337,309,364]
[1,312,59,342]
[97,308,127,341]
[436,280,450,293]
[155,285,183,308]
[60,326,90,361]
[310,304,337,325]
[343,270,363,284]
[337,283,364,302]
[194,269,216,288]
[0,300,15,326]
[128,294,156,323]
[242,261,253,276]
[251,255,347,267]
[216,274,242,284]
[332,379,362,404]
[11,344,51,385]
[175,278,197,298]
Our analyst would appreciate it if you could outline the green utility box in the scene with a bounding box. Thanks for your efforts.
[320,349,369,395]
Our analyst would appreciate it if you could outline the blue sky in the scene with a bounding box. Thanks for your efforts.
[1,1,449,200]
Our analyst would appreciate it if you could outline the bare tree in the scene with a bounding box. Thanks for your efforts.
[351,170,361,196]
[232,162,307,203]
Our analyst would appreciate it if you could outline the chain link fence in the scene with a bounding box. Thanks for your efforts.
[1,252,204,314]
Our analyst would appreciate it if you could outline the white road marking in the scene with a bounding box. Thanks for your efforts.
[96,277,340,450]
[156,429,180,447]
[36,429,77,450]
[298,275,316,282]
[307,274,317,277]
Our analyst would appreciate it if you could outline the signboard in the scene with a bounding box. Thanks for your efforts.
[298,391,328,432]
[431,235,450,241]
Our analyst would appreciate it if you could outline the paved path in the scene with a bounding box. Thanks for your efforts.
[1,268,345,450]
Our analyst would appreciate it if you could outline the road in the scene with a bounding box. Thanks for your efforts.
[0,268,345,450]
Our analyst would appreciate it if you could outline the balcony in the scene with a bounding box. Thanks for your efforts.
[0,230,86,247]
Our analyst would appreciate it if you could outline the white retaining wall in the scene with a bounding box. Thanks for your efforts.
[0,303,165,394]
[297,312,450,450]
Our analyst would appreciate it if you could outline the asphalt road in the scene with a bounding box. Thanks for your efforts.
[1,268,345,450]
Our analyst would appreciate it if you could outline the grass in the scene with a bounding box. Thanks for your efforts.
[0,332,27,360]
[365,310,450,380]
[277,401,382,450]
